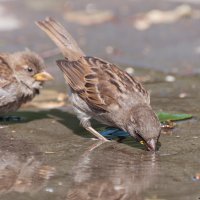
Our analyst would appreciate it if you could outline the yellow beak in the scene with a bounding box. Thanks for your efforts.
[34,71,54,81]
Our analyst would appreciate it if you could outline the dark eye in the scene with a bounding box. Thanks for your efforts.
[27,67,33,73]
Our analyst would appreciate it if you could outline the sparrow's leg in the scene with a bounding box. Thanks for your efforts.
[74,105,109,141]
[86,127,109,141]
[81,119,108,141]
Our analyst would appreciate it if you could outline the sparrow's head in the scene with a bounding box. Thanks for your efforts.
[126,104,161,151]
[10,50,53,94]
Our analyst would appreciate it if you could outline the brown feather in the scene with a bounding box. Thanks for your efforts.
[36,17,84,61]
[57,56,150,112]
[0,54,16,88]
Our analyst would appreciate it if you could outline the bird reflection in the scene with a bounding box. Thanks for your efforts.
[67,141,158,200]
[0,137,55,195]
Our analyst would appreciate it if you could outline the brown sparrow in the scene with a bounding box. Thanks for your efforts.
[0,50,53,115]
[36,17,161,151]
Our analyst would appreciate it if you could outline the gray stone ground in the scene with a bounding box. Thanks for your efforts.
[0,0,200,200]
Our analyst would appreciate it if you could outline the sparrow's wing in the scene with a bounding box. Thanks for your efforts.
[0,54,15,88]
[57,56,150,112]
[0,54,18,107]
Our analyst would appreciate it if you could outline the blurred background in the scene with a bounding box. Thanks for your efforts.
[1,0,200,76]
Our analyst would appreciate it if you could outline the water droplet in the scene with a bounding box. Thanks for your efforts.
[45,187,54,193]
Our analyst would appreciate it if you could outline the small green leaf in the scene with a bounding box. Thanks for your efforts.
[157,112,192,123]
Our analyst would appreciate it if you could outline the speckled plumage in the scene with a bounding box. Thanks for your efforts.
[0,51,52,114]
[37,17,161,151]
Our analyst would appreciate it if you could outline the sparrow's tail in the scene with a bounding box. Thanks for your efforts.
[36,17,84,61]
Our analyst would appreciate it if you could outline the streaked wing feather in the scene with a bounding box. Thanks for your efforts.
[57,58,107,112]
[0,54,15,88]
[0,54,18,108]
[57,56,149,112]
[84,57,150,105]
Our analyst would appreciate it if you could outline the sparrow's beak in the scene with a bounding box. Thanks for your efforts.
[146,138,156,151]
[34,71,53,81]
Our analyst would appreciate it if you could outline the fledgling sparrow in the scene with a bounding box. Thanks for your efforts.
[36,17,161,151]
[0,50,53,114]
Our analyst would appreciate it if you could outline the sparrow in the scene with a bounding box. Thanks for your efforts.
[0,50,53,115]
[36,17,161,151]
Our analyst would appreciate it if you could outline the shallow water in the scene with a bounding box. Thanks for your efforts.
[0,69,200,200]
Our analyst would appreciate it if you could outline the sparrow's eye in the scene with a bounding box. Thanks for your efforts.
[27,67,33,73]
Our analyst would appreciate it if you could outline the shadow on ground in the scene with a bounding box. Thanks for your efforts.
[1,109,149,151]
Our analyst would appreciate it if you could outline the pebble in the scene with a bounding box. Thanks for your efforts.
[179,93,188,98]
[58,182,63,186]
[125,67,134,74]
[0,126,7,129]
[45,188,54,193]
[165,75,176,82]
[105,46,114,54]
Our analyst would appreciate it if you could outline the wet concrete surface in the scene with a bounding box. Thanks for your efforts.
[0,0,200,200]
[1,73,200,200]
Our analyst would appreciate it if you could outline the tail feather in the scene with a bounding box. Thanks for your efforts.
[36,17,84,61]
